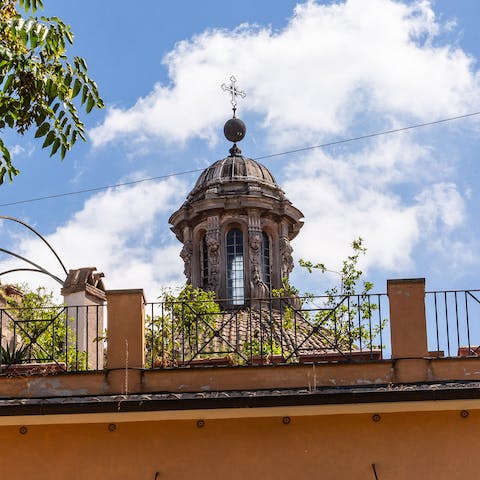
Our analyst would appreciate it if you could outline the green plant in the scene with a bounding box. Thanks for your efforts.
[272,238,386,354]
[298,237,386,351]
[241,329,283,360]
[146,285,221,367]
[6,284,87,370]
[0,342,29,364]
[0,0,104,183]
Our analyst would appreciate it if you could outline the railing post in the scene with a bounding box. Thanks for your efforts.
[387,278,428,359]
[106,289,145,370]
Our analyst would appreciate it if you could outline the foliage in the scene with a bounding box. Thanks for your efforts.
[297,237,386,351]
[272,238,385,353]
[241,329,283,362]
[5,284,87,369]
[0,0,104,183]
[146,285,221,367]
[1,342,28,364]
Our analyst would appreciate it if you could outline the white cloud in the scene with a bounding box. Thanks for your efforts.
[415,182,465,232]
[10,145,25,156]
[90,0,480,150]
[0,178,188,300]
[283,138,467,274]
[9,143,35,158]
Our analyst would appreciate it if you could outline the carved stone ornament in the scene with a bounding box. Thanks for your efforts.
[249,230,269,299]
[180,240,193,284]
[280,236,294,280]
[205,231,220,291]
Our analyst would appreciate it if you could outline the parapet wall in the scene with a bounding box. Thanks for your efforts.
[1,278,479,400]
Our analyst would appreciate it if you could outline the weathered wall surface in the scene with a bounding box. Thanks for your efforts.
[2,357,480,399]
[0,409,476,479]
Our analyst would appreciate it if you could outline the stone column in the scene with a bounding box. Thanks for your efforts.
[61,268,106,369]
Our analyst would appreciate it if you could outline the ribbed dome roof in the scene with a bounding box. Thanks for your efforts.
[193,155,278,191]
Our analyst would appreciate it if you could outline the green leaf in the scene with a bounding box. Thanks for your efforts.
[50,138,61,156]
[36,112,47,126]
[64,73,72,87]
[20,28,28,46]
[3,74,15,92]
[35,122,50,138]
[5,115,14,129]
[81,84,88,104]
[86,94,95,113]
[30,31,39,49]
[72,78,82,98]
[42,130,55,148]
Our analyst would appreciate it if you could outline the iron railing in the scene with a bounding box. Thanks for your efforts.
[426,290,480,358]
[0,304,105,373]
[2,288,479,374]
[145,294,390,368]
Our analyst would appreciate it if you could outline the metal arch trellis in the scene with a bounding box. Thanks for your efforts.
[0,216,68,286]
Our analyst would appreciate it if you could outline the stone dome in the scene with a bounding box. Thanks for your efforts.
[187,154,282,204]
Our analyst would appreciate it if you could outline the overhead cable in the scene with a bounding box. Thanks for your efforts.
[1,110,479,208]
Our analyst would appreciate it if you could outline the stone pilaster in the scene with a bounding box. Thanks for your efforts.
[205,216,220,297]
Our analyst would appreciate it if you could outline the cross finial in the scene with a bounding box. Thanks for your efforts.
[221,76,246,116]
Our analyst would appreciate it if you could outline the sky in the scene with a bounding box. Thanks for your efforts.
[2,0,480,301]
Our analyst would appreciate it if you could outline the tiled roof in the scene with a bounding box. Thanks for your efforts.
[160,308,338,366]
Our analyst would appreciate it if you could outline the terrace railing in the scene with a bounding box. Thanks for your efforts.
[2,285,480,375]
[426,289,480,358]
[145,293,390,368]
[0,304,105,373]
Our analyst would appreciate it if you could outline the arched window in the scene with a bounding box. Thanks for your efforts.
[261,232,271,290]
[226,228,244,305]
[200,235,208,289]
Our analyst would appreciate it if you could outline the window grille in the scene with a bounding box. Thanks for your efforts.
[226,228,244,305]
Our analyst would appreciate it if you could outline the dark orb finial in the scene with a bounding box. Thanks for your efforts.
[224,117,246,143]
[221,76,247,146]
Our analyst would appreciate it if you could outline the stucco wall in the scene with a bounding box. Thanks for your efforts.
[0,409,476,479]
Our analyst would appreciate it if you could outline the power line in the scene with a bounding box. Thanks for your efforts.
[1,110,479,208]
[0,168,205,207]
[254,111,480,160]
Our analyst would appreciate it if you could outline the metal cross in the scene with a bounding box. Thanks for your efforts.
[221,76,246,110]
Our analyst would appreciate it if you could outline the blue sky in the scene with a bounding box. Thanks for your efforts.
[2,0,480,299]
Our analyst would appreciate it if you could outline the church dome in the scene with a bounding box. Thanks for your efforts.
[186,151,283,203]
[194,155,277,190]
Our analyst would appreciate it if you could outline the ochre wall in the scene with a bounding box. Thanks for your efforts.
[0,409,477,479]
